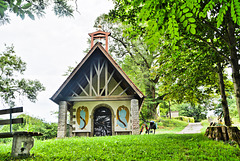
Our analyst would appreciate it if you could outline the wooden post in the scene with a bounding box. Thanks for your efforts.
[90,65,93,96]
[10,106,12,133]
[105,61,108,96]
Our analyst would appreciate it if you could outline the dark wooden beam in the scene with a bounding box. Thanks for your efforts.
[105,61,108,96]
[66,95,136,102]
[0,118,23,125]
[0,107,23,115]
[0,131,43,138]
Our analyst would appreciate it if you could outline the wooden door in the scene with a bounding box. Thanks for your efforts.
[94,107,112,136]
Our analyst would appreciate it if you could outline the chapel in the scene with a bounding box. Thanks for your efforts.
[50,29,145,137]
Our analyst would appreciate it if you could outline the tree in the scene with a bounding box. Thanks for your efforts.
[109,0,240,124]
[0,45,45,107]
[177,103,207,122]
[96,14,221,120]
[0,0,75,25]
[94,14,168,119]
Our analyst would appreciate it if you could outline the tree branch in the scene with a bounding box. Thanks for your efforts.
[110,35,141,66]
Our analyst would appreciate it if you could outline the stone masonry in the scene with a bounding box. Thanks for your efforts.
[131,99,139,135]
[57,101,67,138]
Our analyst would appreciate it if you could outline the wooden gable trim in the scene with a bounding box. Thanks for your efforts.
[66,95,136,102]
[96,44,144,99]
[51,42,145,104]
[51,43,101,102]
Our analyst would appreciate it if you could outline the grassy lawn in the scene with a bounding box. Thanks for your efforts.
[0,133,239,160]
[151,118,189,134]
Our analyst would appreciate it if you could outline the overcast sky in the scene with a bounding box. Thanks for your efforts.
[0,0,114,122]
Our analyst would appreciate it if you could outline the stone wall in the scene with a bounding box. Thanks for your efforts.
[57,101,67,138]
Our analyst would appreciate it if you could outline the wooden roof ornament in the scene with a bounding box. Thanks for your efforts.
[50,30,145,108]
[88,25,111,52]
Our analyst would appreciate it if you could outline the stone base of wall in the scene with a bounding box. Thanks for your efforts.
[74,132,90,137]
[115,131,132,135]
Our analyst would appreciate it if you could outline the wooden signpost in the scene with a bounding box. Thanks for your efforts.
[0,107,23,133]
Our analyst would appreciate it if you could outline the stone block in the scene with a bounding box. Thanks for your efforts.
[11,135,34,157]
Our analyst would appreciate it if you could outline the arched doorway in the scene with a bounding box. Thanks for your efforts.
[93,107,112,136]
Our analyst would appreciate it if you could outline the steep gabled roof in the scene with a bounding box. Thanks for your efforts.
[50,42,144,106]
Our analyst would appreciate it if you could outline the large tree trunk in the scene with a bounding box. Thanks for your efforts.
[217,63,231,126]
[226,9,240,120]
[145,80,159,119]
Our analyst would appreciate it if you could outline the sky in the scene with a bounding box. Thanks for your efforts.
[0,0,114,123]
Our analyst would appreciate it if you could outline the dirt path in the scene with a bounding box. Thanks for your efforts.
[176,123,203,134]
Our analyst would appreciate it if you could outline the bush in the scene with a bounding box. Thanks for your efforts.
[0,114,57,142]
[174,116,195,123]
[156,118,188,127]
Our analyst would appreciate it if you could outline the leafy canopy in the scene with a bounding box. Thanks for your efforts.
[0,45,45,106]
[0,0,75,25]
[110,0,240,49]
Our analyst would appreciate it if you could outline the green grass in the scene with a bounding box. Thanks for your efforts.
[1,134,239,160]
[155,118,189,134]
[200,119,209,133]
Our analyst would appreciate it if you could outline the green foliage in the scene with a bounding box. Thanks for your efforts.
[0,114,57,141]
[94,14,166,119]
[214,94,239,119]
[174,116,195,123]
[110,0,240,47]
[1,134,240,160]
[110,0,240,120]
[156,118,189,128]
[201,119,210,133]
[0,45,45,106]
[176,103,207,122]
[140,118,188,134]
[0,0,74,25]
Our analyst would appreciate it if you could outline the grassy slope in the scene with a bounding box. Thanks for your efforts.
[156,118,189,134]
[1,134,240,161]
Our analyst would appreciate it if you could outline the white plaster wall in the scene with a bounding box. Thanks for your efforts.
[72,100,132,132]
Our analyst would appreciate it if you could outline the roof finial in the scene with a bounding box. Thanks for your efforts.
[98,25,102,31]
[88,28,111,52]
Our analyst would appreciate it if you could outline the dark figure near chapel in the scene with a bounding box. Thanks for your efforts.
[149,121,157,134]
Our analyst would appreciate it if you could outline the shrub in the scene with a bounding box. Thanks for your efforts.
[174,116,195,123]
[0,114,57,142]
[157,118,188,127]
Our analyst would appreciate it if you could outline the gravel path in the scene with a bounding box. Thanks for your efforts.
[177,123,203,134]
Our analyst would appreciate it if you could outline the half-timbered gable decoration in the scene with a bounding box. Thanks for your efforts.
[51,29,144,138]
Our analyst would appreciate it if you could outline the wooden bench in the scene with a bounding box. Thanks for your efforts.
[0,107,43,157]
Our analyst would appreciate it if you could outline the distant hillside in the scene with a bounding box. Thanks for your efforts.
[0,114,57,141]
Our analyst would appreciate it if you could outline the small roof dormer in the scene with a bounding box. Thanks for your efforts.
[88,26,111,52]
